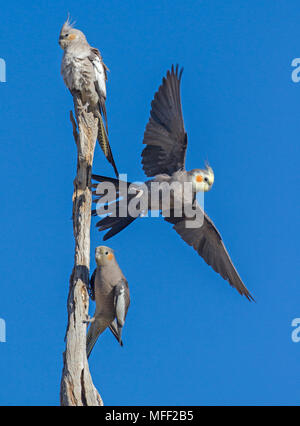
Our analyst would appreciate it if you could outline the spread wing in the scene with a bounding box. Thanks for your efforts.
[164,203,254,301]
[141,65,187,177]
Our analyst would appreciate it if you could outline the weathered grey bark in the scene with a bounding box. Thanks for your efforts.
[60,96,103,406]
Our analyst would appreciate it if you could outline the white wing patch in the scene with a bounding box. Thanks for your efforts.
[115,286,126,327]
[92,56,106,99]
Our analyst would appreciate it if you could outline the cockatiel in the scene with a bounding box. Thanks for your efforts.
[59,17,118,176]
[92,66,254,301]
[86,246,130,358]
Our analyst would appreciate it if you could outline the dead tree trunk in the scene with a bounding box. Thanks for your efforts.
[60,96,103,406]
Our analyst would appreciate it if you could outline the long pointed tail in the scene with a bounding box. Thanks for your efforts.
[109,320,124,346]
[92,174,138,240]
[99,97,108,135]
[86,320,107,359]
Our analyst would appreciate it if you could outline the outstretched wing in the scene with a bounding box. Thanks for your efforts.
[141,65,187,177]
[164,203,254,301]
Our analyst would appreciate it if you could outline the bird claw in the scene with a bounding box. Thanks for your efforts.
[83,316,95,324]
[76,102,89,115]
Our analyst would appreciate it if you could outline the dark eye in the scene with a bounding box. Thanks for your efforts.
[65,33,69,37]
[105,251,108,255]
[204,177,209,182]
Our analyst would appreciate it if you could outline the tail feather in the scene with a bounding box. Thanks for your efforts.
[92,175,138,240]
[86,320,107,359]
[92,173,131,188]
[103,217,137,240]
[97,116,119,177]
[92,174,131,201]
[94,214,137,240]
[109,320,123,346]
[99,97,108,134]
[92,174,129,215]
[96,215,122,228]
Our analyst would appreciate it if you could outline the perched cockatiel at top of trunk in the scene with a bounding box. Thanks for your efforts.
[92,65,254,302]
[86,246,130,358]
[59,17,118,176]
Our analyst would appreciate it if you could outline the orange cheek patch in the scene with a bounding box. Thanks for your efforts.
[107,253,114,261]
[196,175,203,182]
[68,34,76,40]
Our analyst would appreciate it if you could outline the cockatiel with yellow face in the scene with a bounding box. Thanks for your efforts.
[86,246,130,358]
[92,66,254,301]
[59,17,118,176]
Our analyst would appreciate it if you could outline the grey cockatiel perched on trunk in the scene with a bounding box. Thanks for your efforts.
[59,17,118,176]
[86,246,130,358]
[92,66,254,302]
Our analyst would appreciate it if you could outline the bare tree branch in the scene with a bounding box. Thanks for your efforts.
[60,96,103,406]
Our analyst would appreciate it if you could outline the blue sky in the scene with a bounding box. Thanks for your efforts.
[0,0,299,406]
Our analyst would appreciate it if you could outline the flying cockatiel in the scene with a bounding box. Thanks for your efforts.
[86,246,130,358]
[58,17,119,176]
[92,65,254,301]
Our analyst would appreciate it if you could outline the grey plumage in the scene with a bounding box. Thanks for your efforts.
[59,18,118,176]
[86,246,130,358]
[142,67,187,176]
[92,65,254,301]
